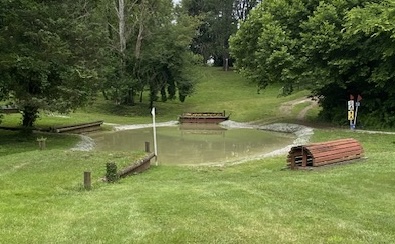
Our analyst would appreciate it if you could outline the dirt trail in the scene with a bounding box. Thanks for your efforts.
[279,97,318,120]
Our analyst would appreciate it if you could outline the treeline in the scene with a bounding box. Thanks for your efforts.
[0,0,201,127]
[182,0,261,68]
[230,0,395,128]
[0,0,262,128]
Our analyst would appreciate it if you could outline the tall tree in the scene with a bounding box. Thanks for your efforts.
[0,0,106,127]
[102,0,200,107]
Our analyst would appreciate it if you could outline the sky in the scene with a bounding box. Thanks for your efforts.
[173,0,181,4]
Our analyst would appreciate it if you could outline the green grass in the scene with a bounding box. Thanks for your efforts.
[1,67,310,128]
[1,67,395,243]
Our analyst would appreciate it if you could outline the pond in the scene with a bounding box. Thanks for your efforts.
[90,124,295,165]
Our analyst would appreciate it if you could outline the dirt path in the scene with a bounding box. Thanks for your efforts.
[279,97,318,120]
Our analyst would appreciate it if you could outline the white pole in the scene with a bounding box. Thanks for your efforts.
[151,107,158,165]
[353,104,359,129]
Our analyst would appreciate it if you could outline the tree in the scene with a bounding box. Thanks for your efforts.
[182,0,260,68]
[234,0,261,21]
[0,0,106,127]
[102,0,200,107]
[133,2,201,107]
[342,0,395,126]
[230,0,321,92]
[230,0,395,127]
[299,0,390,126]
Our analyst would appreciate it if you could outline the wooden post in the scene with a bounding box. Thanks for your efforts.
[290,155,295,170]
[145,142,150,152]
[301,147,307,168]
[84,171,91,190]
[36,137,47,150]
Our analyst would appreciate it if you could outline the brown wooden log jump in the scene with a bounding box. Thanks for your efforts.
[51,121,103,134]
[287,138,364,169]
[118,152,155,178]
[0,108,20,114]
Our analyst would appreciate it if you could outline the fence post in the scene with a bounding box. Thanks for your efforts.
[37,137,47,150]
[84,171,91,190]
[145,142,150,152]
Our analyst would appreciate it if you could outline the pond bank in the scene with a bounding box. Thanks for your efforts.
[71,121,314,162]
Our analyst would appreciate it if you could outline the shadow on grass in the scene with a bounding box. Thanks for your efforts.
[0,129,79,157]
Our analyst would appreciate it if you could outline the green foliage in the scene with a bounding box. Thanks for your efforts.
[100,0,200,108]
[182,0,260,66]
[106,162,119,183]
[1,66,311,128]
[230,0,395,128]
[0,0,106,127]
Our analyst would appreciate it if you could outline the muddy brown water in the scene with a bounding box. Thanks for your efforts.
[90,124,295,165]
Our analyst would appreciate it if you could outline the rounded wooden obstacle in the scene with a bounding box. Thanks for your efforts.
[287,138,364,169]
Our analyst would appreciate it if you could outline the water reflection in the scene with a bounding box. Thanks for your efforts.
[90,124,294,165]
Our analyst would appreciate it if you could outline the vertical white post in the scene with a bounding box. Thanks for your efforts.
[151,107,158,165]
[353,105,359,129]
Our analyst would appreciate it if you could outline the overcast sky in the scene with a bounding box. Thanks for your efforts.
[173,0,181,4]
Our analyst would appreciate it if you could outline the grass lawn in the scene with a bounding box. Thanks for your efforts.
[1,67,394,243]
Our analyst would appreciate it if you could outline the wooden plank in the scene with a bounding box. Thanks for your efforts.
[290,155,296,170]
[308,144,359,154]
[52,121,103,133]
[314,150,363,160]
[313,153,363,166]
[311,148,363,158]
[314,155,361,166]
[306,139,359,150]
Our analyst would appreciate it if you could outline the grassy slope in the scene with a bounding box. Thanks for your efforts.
[1,67,394,243]
[1,67,311,127]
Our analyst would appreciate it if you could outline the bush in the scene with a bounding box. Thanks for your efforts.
[106,162,119,183]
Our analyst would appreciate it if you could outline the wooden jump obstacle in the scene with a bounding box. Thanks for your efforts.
[287,138,364,169]
[118,152,155,178]
[105,142,155,182]
[178,111,229,124]
[0,108,20,114]
[50,121,103,134]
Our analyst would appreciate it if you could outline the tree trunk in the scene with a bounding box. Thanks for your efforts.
[128,88,135,105]
[116,0,126,55]
[22,106,38,128]
[139,89,143,103]
[135,7,145,59]
[223,52,230,71]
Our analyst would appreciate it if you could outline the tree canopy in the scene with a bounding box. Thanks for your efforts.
[0,0,106,127]
[230,0,395,127]
[181,0,260,67]
[0,0,200,127]
[97,0,200,108]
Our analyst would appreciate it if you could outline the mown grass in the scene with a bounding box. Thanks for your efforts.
[1,67,395,243]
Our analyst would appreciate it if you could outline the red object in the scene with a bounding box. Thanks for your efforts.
[350,94,355,100]
[357,95,362,101]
